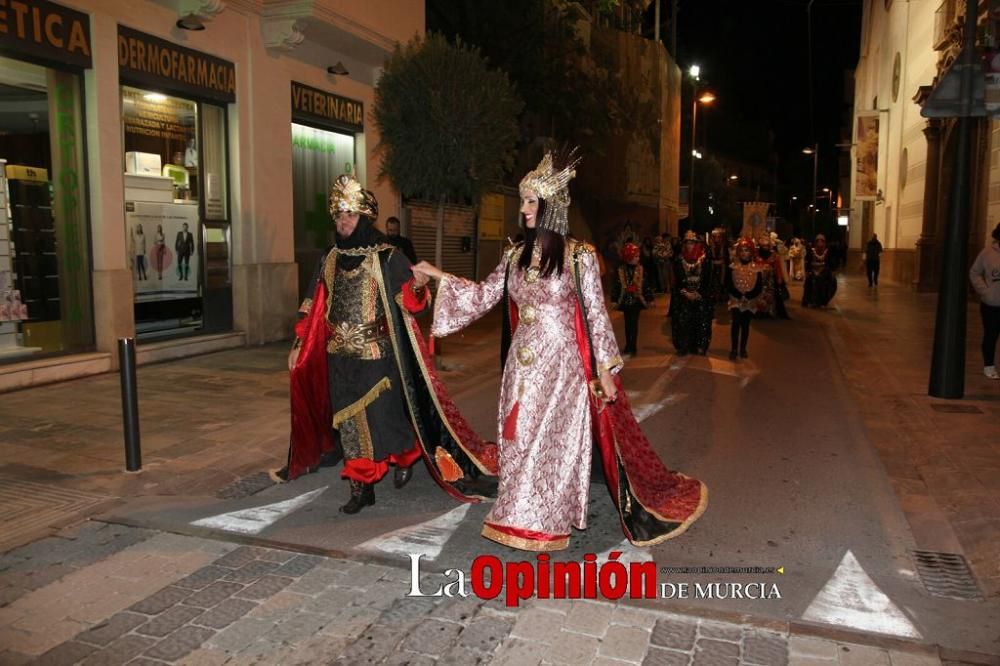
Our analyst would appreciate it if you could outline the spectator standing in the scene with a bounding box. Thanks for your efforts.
[385,216,418,264]
[969,223,1000,380]
[865,233,884,287]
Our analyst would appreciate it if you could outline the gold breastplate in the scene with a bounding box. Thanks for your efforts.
[325,254,390,359]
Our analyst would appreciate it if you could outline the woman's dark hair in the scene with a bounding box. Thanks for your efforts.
[992,222,1000,241]
[518,198,565,277]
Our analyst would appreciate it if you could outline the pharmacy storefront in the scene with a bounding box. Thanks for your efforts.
[118,26,234,339]
[0,0,94,363]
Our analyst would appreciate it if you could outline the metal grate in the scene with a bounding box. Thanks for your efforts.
[910,550,982,600]
[215,472,275,500]
[929,403,983,414]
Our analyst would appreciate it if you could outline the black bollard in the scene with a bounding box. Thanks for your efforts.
[118,338,142,471]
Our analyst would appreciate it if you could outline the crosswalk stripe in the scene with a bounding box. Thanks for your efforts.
[190,487,327,535]
[355,504,471,560]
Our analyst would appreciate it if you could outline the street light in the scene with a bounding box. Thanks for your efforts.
[802,144,818,237]
[688,65,715,228]
[819,187,833,210]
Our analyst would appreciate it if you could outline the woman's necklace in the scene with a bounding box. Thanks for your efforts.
[524,246,542,283]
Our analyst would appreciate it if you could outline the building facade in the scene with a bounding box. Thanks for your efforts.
[0,0,423,390]
[852,0,997,288]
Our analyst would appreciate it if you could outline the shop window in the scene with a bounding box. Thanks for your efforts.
[0,55,93,362]
[291,123,355,300]
[121,85,230,338]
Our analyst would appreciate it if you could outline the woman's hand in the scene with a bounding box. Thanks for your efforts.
[599,369,618,403]
[288,347,300,372]
[412,261,445,281]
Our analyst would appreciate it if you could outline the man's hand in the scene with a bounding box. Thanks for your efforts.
[288,347,300,372]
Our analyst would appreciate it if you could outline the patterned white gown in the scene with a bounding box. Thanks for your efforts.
[432,242,621,551]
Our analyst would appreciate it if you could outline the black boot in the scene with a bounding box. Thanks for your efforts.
[340,480,375,514]
[394,466,413,489]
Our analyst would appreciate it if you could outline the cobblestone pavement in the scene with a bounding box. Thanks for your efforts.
[0,523,948,666]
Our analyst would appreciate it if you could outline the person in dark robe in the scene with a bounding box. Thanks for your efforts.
[802,234,838,308]
[273,173,498,513]
[671,231,713,355]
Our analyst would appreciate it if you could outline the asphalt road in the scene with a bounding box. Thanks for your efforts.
[100,294,1000,656]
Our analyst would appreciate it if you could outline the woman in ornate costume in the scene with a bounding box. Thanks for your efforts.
[802,234,838,308]
[413,152,707,551]
[671,231,713,355]
[726,238,764,360]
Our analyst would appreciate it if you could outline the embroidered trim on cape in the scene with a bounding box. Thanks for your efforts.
[331,377,392,428]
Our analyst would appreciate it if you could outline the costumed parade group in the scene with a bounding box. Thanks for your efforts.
[274,152,708,552]
[271,149,844,553]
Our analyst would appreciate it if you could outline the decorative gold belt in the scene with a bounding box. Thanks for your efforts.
[327,317,390,355]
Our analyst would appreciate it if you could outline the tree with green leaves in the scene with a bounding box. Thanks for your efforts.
[373,33,523,267]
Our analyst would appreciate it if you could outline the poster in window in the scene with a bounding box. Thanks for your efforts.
[854,113,879,200]
[125,201,199,302]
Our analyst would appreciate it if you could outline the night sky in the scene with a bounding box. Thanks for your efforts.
[673,0,863,206]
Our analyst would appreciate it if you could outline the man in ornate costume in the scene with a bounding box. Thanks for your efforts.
[275,173,499,513]
[802,234,838,308]
[413,151,706,551]
[753,234,790,319]
[671,231,714,355]
[726,238,764,359]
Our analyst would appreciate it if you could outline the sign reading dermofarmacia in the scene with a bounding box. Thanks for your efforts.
[117,25,235,104]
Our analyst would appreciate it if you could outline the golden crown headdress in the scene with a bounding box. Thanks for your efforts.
[518,149,581,236]
[329,173,378,221]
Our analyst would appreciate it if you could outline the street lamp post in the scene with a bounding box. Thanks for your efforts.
[802,144,818,237]
[688,64,715,230]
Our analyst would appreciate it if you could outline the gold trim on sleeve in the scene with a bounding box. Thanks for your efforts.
[599,355,624,375]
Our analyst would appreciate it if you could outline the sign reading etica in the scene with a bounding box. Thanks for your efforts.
[0,0,92,69]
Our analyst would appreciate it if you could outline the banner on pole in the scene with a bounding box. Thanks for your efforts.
[854,112,879,200]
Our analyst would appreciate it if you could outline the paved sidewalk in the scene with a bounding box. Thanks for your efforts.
[799,275,1000,598]
[0,523,945,666]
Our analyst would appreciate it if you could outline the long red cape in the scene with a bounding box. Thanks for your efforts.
[287,273,498,502]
